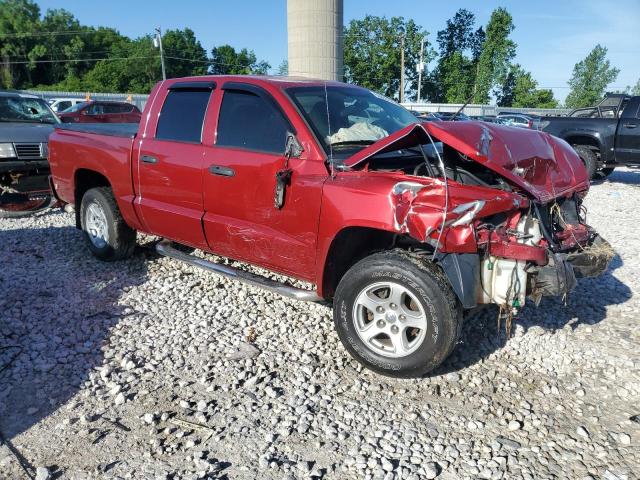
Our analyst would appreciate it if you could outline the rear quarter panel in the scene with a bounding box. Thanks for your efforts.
[48,129,143,230]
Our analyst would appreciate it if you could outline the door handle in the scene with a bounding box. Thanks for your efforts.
[208,165,235,177]
[141,155,158,164]
[623,123,638,128]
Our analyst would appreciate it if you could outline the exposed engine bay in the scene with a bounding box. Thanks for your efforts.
[356,134,614,321]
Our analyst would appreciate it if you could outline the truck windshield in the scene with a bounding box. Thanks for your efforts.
[286,85,417,157]
[0,96,59,124]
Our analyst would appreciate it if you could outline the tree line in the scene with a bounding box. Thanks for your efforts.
[1,0,637,108]
[344,8,637,108]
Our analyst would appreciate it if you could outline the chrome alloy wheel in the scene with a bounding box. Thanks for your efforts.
[85,201,109,248]
[352,281,428,358]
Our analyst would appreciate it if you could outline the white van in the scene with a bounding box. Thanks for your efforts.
[48,98,85,113]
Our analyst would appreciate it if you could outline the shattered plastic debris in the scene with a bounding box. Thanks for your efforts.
[226,342,260,361]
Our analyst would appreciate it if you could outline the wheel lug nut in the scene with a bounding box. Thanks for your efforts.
[376,306,384,313]
[389,303,397,309]
[400,315,406,320]
[377,320,385,328]
[391,325,399,334]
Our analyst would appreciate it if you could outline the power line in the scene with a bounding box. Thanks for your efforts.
[0,29,115,38]
[2,55,160,65]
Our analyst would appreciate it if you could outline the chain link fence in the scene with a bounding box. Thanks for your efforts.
[402,102,571,117]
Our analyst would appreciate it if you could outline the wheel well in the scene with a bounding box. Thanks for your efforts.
[564,135,600,153]
[321,227,424,299]
[74,169,110,228]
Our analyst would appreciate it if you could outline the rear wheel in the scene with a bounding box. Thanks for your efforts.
[573,145,598,180]
[80,187,136,261]
[333,250,462,378]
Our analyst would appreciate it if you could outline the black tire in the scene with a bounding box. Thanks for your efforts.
[80,187,136,261]
[0,195,55,218]
[333,250,462,378]
[573,145,598,180]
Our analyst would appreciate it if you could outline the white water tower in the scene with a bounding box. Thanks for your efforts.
[287,0,344,81]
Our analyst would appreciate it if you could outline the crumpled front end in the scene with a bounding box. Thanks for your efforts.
[347,121,613,313]
[389,178,614,312]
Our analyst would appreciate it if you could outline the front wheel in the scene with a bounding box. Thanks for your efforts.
[333,250,462,378]
[80,187,136,261]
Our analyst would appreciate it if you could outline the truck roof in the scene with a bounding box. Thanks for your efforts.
[159,75,359,90]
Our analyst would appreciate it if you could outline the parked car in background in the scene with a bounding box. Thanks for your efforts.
[469,115,507,124]
[0,91,58,216]
[540,95,640,179]
[48,75,612,378]
[433,111,471,121]
[497,113,542,129]
[410,111,441,122]
[57,100,142,123]
[48,97,85,114]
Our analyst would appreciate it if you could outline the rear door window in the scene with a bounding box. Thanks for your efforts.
[156,90,211,143]
[216,90,289,153]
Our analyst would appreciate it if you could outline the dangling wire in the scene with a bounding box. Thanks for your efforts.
[324,81,335,178]
[424,129,449,262]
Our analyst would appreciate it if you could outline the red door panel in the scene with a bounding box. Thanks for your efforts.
[136,139,208,249]
[202,147,325,281]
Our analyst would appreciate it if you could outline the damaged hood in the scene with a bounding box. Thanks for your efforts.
[342,122,589,203]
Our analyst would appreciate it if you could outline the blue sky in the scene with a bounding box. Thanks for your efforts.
[37,0,640,102]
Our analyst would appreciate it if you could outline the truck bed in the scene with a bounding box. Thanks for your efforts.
[54,123,139,138]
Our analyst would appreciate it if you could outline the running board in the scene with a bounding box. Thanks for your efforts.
[155,240,324,303]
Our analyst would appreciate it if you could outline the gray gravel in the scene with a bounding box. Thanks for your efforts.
[1,168,639,480]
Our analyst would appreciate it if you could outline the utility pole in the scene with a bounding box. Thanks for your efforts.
[417,37,425,103]
[154,27,166,80]
[399,35,405,104]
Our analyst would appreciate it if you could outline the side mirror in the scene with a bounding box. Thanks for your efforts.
[284,133,303,159]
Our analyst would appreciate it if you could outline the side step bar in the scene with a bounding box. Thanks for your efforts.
[155,240,324,303]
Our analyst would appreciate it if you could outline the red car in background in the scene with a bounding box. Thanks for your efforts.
[57,100,142,123]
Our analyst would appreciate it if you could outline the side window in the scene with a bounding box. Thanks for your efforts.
[216,90,290,154]
[104,104,119,114]
[56,101,71,112]
[86,104,101,115]
[156,89,211,143]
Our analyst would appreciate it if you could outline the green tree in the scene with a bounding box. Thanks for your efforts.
[344,15,432,101]
[276,59,288,76]
[0,0,41,88]
[437,52,473,103]
[430,9,482,102]
[632,78,640,96]
[210,45,270,75]
[474,7,516,104]
[565,44,619,108]
[162,28,208,78]
[498,64,557,108]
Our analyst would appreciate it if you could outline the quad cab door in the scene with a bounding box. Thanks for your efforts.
[202,82,326,281]
[134,81,216,249]
[615,98,640,164]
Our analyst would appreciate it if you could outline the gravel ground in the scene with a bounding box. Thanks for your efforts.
[1,168,639,480]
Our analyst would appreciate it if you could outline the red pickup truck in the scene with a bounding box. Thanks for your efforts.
[48,76,612,377]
